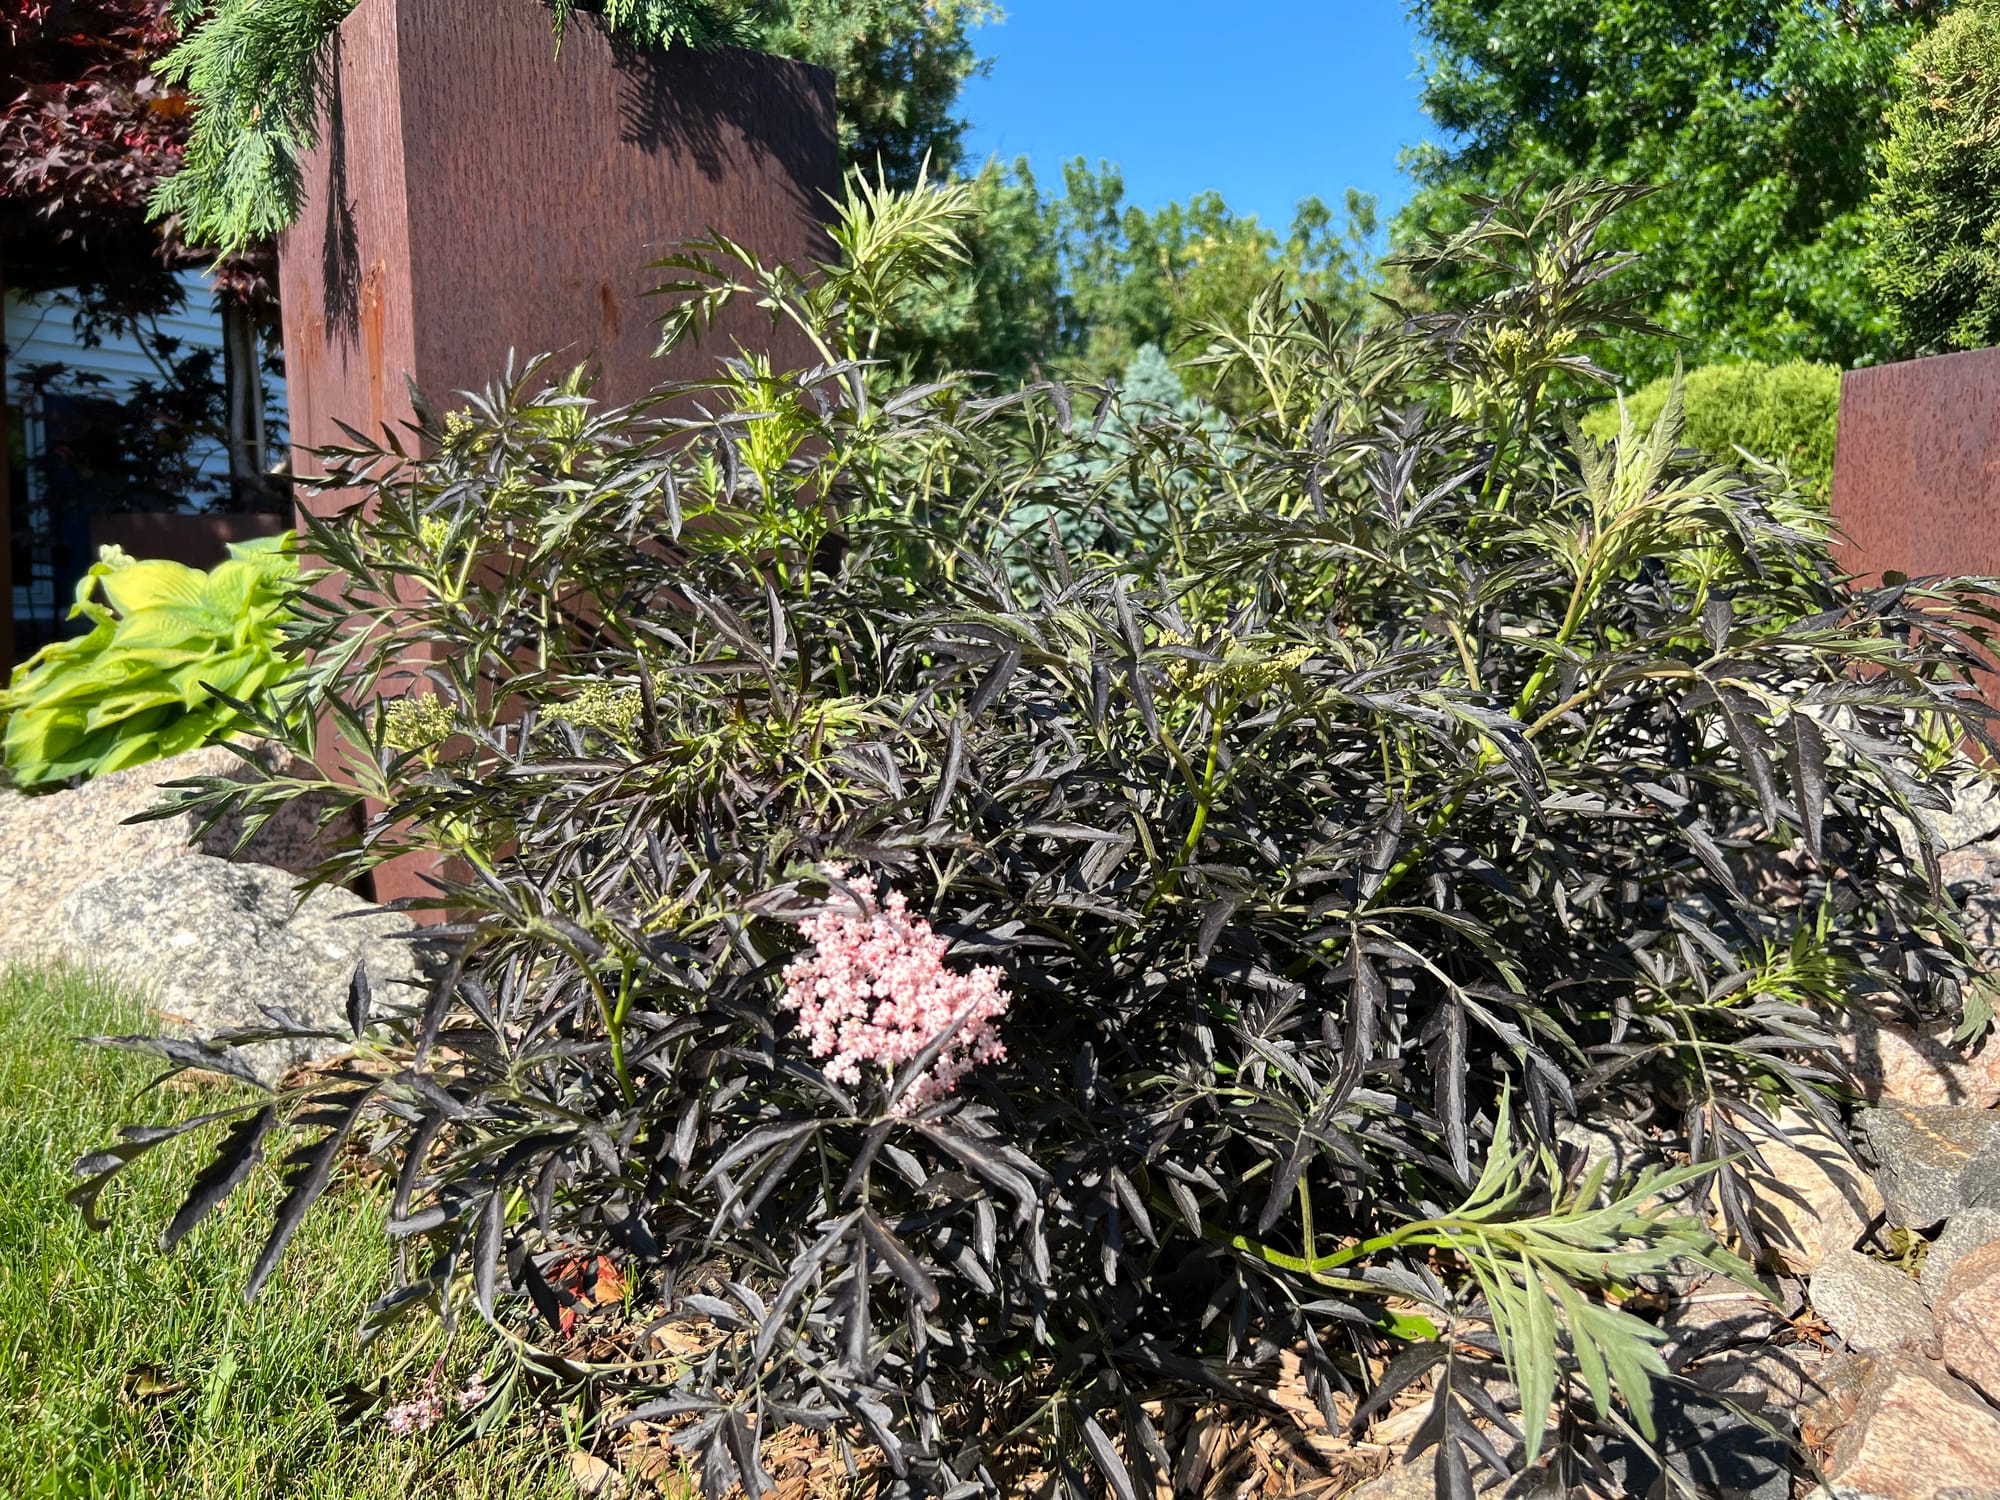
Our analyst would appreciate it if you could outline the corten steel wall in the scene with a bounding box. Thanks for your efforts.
[1831,348,2000,584]
[277,0,838,467]
[91,512,290,571]
[275,0,838,903]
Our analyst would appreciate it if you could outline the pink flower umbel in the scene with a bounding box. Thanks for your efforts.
[383,1376,444,1436]
[781,874,1010,1113]
[382,1364,486,1435]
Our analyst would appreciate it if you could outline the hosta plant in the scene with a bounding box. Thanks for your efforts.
[80,180,1999,1497]
[2,533,296,787]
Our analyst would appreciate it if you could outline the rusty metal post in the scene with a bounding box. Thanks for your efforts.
[1831,348,2000,585]
[275,0,838,903]
[278,0,836,461]
[1832,348,2000,729]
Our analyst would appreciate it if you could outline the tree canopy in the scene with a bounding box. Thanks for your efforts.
[867,157,1381,394]
[757,0,996,187]
[1870,0,2000,355]
[0,0,268,307]
[1402,0,1950,377]
[2,0,1380,404]
[61,0,990,255]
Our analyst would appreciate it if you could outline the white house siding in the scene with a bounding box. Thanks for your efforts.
[4,270,288,643]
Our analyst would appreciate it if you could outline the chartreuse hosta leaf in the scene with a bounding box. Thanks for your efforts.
[1,535,299,788]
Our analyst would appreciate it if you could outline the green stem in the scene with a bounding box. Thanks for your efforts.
[594,958,638,1107]
[1226,1222,1405,1279]
[1176,707,1227,875]
[1475,373,1542,516]
[1513,566,1595,723]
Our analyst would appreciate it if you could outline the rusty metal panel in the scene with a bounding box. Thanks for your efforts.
[1831,348,2000,584]
[276,0,837,482]
[273,0,837,904]
[276,0,418,476]
[398,10,837,409]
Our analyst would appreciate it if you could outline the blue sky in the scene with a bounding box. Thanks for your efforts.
[959,1,1438,236]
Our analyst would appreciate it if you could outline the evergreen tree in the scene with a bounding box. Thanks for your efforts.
[756,0,997,187]
[1870,0,2000,355]
[135,0,990,253]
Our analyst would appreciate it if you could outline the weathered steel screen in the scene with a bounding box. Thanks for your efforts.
[274,0,838,902]
[1832,348,2000,584]
[277,0,838,472]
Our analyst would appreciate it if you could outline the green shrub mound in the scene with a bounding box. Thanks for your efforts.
[1870,0,2000,357]
[1581,360,1841,492]
[81,182,1998,1496]
[1,534,297,788]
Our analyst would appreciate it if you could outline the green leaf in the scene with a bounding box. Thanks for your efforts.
[1514,1253,1558,1463]
[97,559,211,617]
[2,540,296,786]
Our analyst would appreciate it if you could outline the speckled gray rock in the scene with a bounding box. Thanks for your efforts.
[1946,835,2000,962]
[1660,1269,1801,1371]
[1925,777,2000,852]
[1720,1105,1884,1273]
[1931,776,2000,967]
[1594,1389,1792,1500]
[1923,1207,2000,1304]
[1341,1462,1439,1500]
[1964,1142,2000,1214]
[1937,1241,2000,1407]
[1863,1103,2000,1229]
[60,855,420,1081]
[0,741,356,966]
[1556,1118,1648,1189]
[1810,1249,1936,1356]
[1833,1005,2000,1110]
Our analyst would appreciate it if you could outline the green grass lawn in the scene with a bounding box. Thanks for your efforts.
[0,963,571,1499]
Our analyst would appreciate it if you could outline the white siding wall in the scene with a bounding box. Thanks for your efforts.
[6,274,242,396]
[5,270,288,634]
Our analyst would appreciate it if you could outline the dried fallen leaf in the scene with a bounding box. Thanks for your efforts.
[569,1451,628,1499]
[121,1362,188,1402]
[593,1255,626,1306]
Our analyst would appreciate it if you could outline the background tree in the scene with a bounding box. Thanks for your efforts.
[2,0,203,307]
[756,0,997,187]
[873,156,1382,395]
[138,0,992,253]
[1869,0,2000,355]
[1402,0,1951,378]
[1055,162,1379,386]
[10,0,1383,409]
[858,157,1068,383]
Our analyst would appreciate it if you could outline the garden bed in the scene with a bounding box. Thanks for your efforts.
[10,177,2000,1500]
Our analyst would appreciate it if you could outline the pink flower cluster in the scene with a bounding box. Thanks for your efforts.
[383,1382,442,1437]
[781,874,1010,1114]
[382,1369,488,1436]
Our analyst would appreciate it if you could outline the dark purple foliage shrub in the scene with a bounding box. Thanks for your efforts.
[83,180,1998,1497]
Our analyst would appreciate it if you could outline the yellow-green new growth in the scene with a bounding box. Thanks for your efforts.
[1161,633,1313,698]
[384,694,458,752]
[545,683,645,744]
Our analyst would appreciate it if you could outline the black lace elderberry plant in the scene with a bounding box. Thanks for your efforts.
[83,179,2000,1498]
